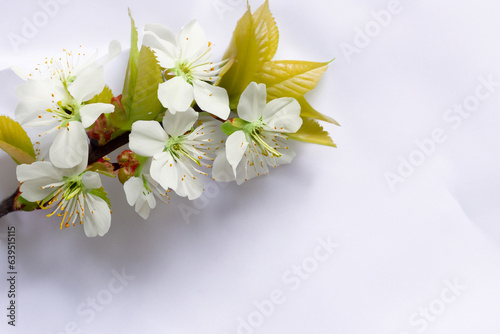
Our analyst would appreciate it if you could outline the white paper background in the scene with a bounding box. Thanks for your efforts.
[1,0,500,333]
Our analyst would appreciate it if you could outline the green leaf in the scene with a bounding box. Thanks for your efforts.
[121,9,140,120]
[126,46,164,123]
[297,96,339,125]
[106,96,129,140]
[254,60,330,100]
[88,187,111,208]
[288,117,336,147]
[221,118,248,136]
[0,116,35,164]
[218,0,279,105]
[120,11,164,129]
[86,86,114,105]
[87,159,117,178]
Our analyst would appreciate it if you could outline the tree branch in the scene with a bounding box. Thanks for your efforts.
[0,191,17,219]
[88,131,130,165]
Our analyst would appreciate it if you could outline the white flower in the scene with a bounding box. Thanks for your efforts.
[13,43,120,168]
[143,20,230,119]
[213,82,302,185]
[16,148,112,237]
[129,108,224,200]
[123,162,170,219]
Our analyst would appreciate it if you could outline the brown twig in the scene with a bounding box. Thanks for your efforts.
[0,191,17,219]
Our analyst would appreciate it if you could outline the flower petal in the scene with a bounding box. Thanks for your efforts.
[124,177,143,206]
[80,103,114,128]
[150,152,178,191]
[143,26,177,69]
[68,66,105,103]
[15,97,56,127]
[94,40,122,68]
[83,194,111,237]
[16,79,64,100]
[149,47,177,69]
[145,191,156,209]
[135,193,155,220]
[17,161,63,202]
[262,97,302,133]
[225,130,249,173]
[129,121,168,157]
[174,158,204,200]
[11,65,28,80]
[144,23,176,45]
[212,150,236,183]
[237,82,267,122]
[177,20,208,61]
[157,77,194,113]
[82,171,102,190]
[162,107,198,137]
[50,121,88,169]
[193,80,230,120]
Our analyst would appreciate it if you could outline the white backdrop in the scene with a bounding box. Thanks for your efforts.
[1,0,500,333]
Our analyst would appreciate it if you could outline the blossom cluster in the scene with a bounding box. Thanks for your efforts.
[1,3,335,237]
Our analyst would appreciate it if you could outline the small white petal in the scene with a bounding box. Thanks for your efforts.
[83,194,111,237]
[135,193,154,220]
[16,79,64,100]
[193,80,230,119]
[244,146,268,181]
[129,121,168,157]
[17,162,63,201]
[143,30,177,68]
[15,97,56,127]
[11,65,28,80]
[157,77,194,113]
[177,20,208,60]
[50,121,88,169]
[150,152,178,191]
[238,82,267,122]
[144,23,177,45]
[150,47,177,69]
[277,147,296,165]
[212,150,236,183]
[68,66,105,103]
[124,177,143,206]
[80,103,114,128]
[225,130,249,173]
[173,158,204,200]
[162,107,198,137]
[71,52,98,78]
[145,191,156,209]
[82,172,102,190]
[94,40,122,68]
[262,97,302,133]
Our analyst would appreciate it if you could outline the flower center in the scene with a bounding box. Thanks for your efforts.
[53,97,81,126]
[171,60,193,83]
[164,136,201,166]
[40,173,87,229]
[61,174,85,200]
[244,120,282,158]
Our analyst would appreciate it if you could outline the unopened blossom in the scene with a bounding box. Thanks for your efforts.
[129,108,225,200]
[213,82,302,184]
[143,20,230,119]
